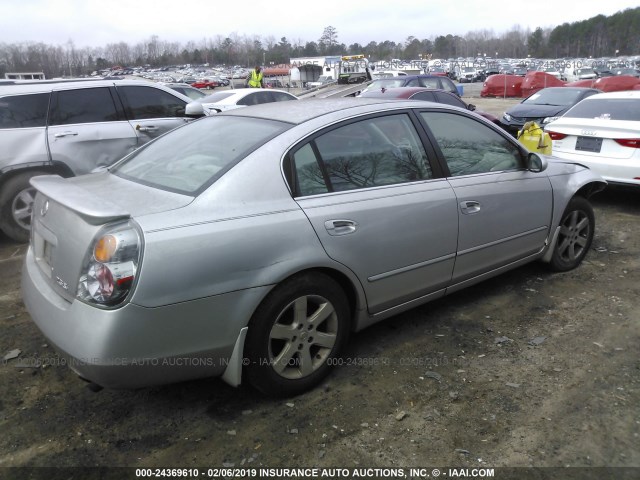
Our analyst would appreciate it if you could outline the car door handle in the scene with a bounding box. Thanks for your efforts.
[53,131,78,138]
[135,125,159,132]
[460,201,481,214]
[324,219,358,236]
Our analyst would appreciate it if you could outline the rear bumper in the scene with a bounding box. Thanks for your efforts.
[22,247,270,389]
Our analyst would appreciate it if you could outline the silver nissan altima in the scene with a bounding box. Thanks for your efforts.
[22,98,606,396]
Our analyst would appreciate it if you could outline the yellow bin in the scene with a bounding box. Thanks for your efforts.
[517,121,552,155]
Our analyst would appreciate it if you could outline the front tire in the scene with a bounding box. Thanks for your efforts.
[244,272,350,397]
[549,196,595,272]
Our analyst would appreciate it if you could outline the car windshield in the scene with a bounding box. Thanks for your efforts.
[524,89,582,106]
[112,116,290,195]
[563,98,640,121]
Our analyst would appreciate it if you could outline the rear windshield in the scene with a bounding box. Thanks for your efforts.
[112,116,290,195]
[197,92,236,103]
[563,98,640,121]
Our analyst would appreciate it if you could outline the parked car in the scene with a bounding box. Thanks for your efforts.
[0,80,192,241]
[265,79,286,88]
[546,90,640,187]
[359,75,460,96]
[161,82,207,100]
[191,78,221,89]
[22,99,605,396]
[185,88,297,116]
[612,68,640,78]
[358,87,500,125]
[457,66,484,83]
[567,67,597,81]
[307,75,334,88]
[500,87,601,135]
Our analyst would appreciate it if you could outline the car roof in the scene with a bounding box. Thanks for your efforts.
[223,97,456,125]
[0,80,190,100]
[359,87,455,99]
[582,90,640,100]
[198,88,296,104]
[535,86,600,93]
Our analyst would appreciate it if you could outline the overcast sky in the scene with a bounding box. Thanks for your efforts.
[1,0,637,49]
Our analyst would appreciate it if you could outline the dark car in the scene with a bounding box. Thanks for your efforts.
[358,87,500,125]
[500,87,601,135]
[360,74,460,97]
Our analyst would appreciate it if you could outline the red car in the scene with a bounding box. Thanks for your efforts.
[191,78,220,89]
[358,87,500,125]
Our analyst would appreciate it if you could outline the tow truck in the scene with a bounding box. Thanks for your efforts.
[337,55,372,84]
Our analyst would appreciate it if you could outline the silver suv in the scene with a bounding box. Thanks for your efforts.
[0,80,192,241]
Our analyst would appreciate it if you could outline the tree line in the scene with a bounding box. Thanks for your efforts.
[1,8,638,79]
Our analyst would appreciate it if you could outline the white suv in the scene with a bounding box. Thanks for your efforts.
[0,80,192,241]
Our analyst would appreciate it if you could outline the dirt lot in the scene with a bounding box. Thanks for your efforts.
[0,95,638,479]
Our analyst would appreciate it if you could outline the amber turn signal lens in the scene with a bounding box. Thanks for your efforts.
[94,235,117,263]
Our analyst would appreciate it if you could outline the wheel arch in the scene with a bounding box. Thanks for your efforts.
[0,162,74,189]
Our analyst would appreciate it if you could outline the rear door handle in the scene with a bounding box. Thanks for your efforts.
[460,200,481,214]
[53,131,78,138]
[135,125,159,133]
[324,219,358,236]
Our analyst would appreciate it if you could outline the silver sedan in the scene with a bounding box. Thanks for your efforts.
[22,99,606,396]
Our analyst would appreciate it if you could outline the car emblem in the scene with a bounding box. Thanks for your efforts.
[40,200,49,217]
[581,130,597,136]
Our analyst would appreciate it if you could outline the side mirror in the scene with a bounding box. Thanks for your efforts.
[467,103,476,111]
[185,101,205,118]
[527,152,548,173]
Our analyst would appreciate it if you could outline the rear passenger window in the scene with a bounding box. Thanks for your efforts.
[118,86,187,119]
[421,111,522,176]
[292,114,432,196]
[50,88,119,125]
[0,93,49,129]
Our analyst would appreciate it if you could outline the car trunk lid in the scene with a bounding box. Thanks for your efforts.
[549,119,639,160]
[29,172,193,302]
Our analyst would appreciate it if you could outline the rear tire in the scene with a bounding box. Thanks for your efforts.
[244,272,350,397]
[549,196,595,272]
[0,171,48,243]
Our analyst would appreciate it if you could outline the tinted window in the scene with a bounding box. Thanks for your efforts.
[0,93,49,128]
[293,114,432,196]
[271,92,297,102]
[50,88,119,125]
[421,111,522,176]
[434,91,465,108]
[113,116,289,195]
[411,91,436,102]
[118,86,186,120]
[237,92,262,106]
[563,98,640,121]
[418,78,440,89]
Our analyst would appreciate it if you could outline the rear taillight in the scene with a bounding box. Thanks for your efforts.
[77,221,142,307]
[547,131,568,140]
[614,138,640,149]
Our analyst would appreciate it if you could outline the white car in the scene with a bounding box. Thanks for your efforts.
[185,88,298,116]
[546,91,640,186]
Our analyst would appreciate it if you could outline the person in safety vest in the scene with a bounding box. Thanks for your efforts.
[246,66,264,88]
